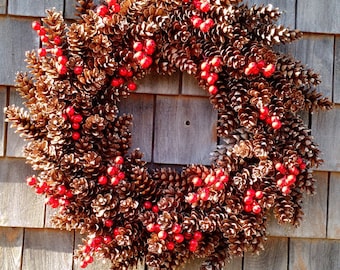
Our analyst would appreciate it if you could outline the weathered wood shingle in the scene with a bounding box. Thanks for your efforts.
[0,87,6,156]
[8,0,63,17]
[0,227,23,270]
[328,173,340,239]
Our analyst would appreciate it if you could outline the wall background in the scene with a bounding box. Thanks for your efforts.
[0,0,339,269]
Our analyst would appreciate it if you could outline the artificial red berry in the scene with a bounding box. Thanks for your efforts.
[97,5,109,17]
[80,261,88,268]
[40,35,49,43]
[263,64,276,77]
[158,230,168,240]
[152,205,159,213]
[200,70,209,80]
[103,235,113,244]
[220,175,229,183]
[111,176,120,186]
[174,233,184,243]
[66,106,75,117]
[133,41,143,51]
[289,167,300,176]
[244,196,253,205]
[53,48,63,56]
[144,201,152,209]
[84,255,93,264]
[146,223,155,232]
[214,181,224,191]
[111,3,120,12]
[252,204,262,214]
[189,239,199,252]
[281,185,291,195]
[192,176,203,187]
[72,131,80,140]
[57,185,67,195]
[107,166,119,176]
[72,122,80,130]
[74,66,83,75]
[207,73,218,85]
[37,28,46,36]
[186,193,198,204]
[286,174,297,185]
[106,0,117,7]
[133,51,145,61]
[257,60,266,69]
[200,1,210,12]
[172,223,182,234]
[255,190,263,199]
[259,106,269,120]
[200,61,211,72]
[199,188,210,201]
[71,114,83,123]
[32,21,41,31]
[65,190,73,198]
[144,39,156,55]
[26,176,37,186]
[38,48,47,57]
[276,177,286,188]
[113,227,121,237]
[199,21,211,33]
[154,224,161,233]
[275,163,286,174]
[140,56,153,69]
[57,55,68,65]
[118,67,128,77]
[193,231,202,241]
[246,188,256,197]
[111,78,123,87]
[208,85,218,95]
[54,36,62,45]
[104,219,114,227]
[127,81,137,91]
[98,175,108,185]
[211,57,221,67]
[57,64,67,75]
[117,171,125,180]
[48,196,59,208]
[272,120,282,130]
[244,204,252,212]
[166,241,175,251]
[191,16,203,28]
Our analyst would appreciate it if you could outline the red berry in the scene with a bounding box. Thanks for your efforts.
[107,166,119,176]
[263,64,276,77]
[220,175,229,183]
[152,205,159,213]
[54,36,62,45]
[65,190,73,198]
[126,70,133,77]
[117,171,125,180]
[257,60,266,69]
[200,1,210,12]
[57,55,68,65]
[118,67,128,77]
[53,48,63,56]
[98,175,108,185]
[255,190,263,199]
[72,131,80,140]
[200,61,211,72]
[104,219,114,227]
[299,162,307,170]
[74,66,83,75]
[127,81,137,91]
[111,176,120,186]
[192,176,203,187]
[244,196,253,205]
[146,223,155,232]
[246,189,256,197]
[272,120,282,130]
[32,21,41,31]
[111,3,120,13]
[97,5,109,17]
[103,235,113,244]
[211,57,222,67]
[289,167,300,176]
[80,261,88,268]
[166,241,175,251]
[259,106,269,120]
[114,156,124,165]
[205,18,214,27]
[208,85,218,95]
[275,163,286,174]
[72,122,80,130]
[214,181,224,191]
[174,233,184,243]
[158,230,168,240]
[277,177,286,188]
[66,106,75,117]
[172,223,182,234]
[26,176,37,186]
[113,227,121,237]
[193,231,202,241]
[133,41,143,51]
[189,239,199,252]
[37,28,46,36]
[40,35,49,43]
[199,188,210,201]
[245,62,259,75]
[71,114,83,123]
[286,174,297,185]
[111,78,123,87]
[48,196,59,208]
[144,39,156,55]
[281,185,291,195]
[252,204,262,214]
[154,224,161,233]
[144,201,152,209]
[84,255,93,264]
[140,56,153,69]
[207,73,218,85]
[199,21,211,33]
[57,185,67,195]
[191,16,203,28]
[133,51,145,61]
[244,204,252,212]
[106,0,117,7]
[57,64,67,75]
[38,48,47,57]
[200,70,209,80]
[186,193,198,204]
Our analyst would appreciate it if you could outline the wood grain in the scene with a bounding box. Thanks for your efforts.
[183,255,242,270]
[328,173,340,239]
[6,88,27,157]
[311,105,340,171]
[0,86,6,156]
[137,71,180,95]
[244,237,288,270]
[297,0,340,34]
[0,158,45,227]
[0,16,39,86]
[334,36,340,104]
[182,72,208,96]
[0,227,23,270]
[120,93,154,162]
[0,0,6,14]
[154,95,217,165]
[22,228,73,270]
[289,238,340,270]
[267,171,328,238]
[8,0,63,17]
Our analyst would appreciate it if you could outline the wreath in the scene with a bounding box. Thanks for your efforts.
[5,0,333,269]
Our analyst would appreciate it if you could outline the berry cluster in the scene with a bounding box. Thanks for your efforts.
[98,156,125,186]
[133,39,156,69]
[96,0,121,17]
[186,168,229,206]
[275,158,306,195]
[243,188,263,214]
[259,106,282,130]
[187,0,215,32]
[245,60,276,78]
[62,106,84,141]
[199,57,222,95]
[111,66,137,91]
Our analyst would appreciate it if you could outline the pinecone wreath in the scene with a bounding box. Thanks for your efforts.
[5,0,333,269]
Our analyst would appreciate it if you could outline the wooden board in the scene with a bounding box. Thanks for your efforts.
[246,0,296,28]
[244,237,288,270]
[22,228,73,270]
[311,105,340,171]
[0,158,45,227]
[137,72,180,95]
[297,0,340,34]
[182,72,208,96]
[120,93,154,162]
[328,173,340,239]
[153,95,217,165]
[0,86,6,156]
[8,0,63,17]
[334,36,340,104]
[267,171,328,238]
[0,0,6,14]
[183,256,242,270]
[0,227,23,270]
[289,238,340,270]
[6,88,27,157]
[0,16,39,86]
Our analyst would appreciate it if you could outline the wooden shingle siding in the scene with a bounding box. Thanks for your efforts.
[328,173,340,239]
[8,0,63,17]
[0,86,6,156]
[334,37,340,104]
[296,0,340,34]
[0,0,6,14]
[0,227,23,270]
[0,158,45,227]
[0,16,39,86]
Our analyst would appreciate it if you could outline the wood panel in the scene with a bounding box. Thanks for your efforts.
[297,0,340,34]
[0,0,6,14]
[6,88,27,157]
[267,171,328,238]
[184,256,242,270]
[154,95,217,165]
[289,238,340,270]
[244,237,288,270]
[334,36,340,104]
[0,16,39,86]
[328,173,340,239]
[0,86,6,156]
[8,0,63,17]
[247,0,296,28]
[0,227,23,270]
[22,228,73,270]
[311,105,340,171]
[182,72,208,96]
[0,158,45,227]
[137,72,180,95]
[120,93,154,162]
